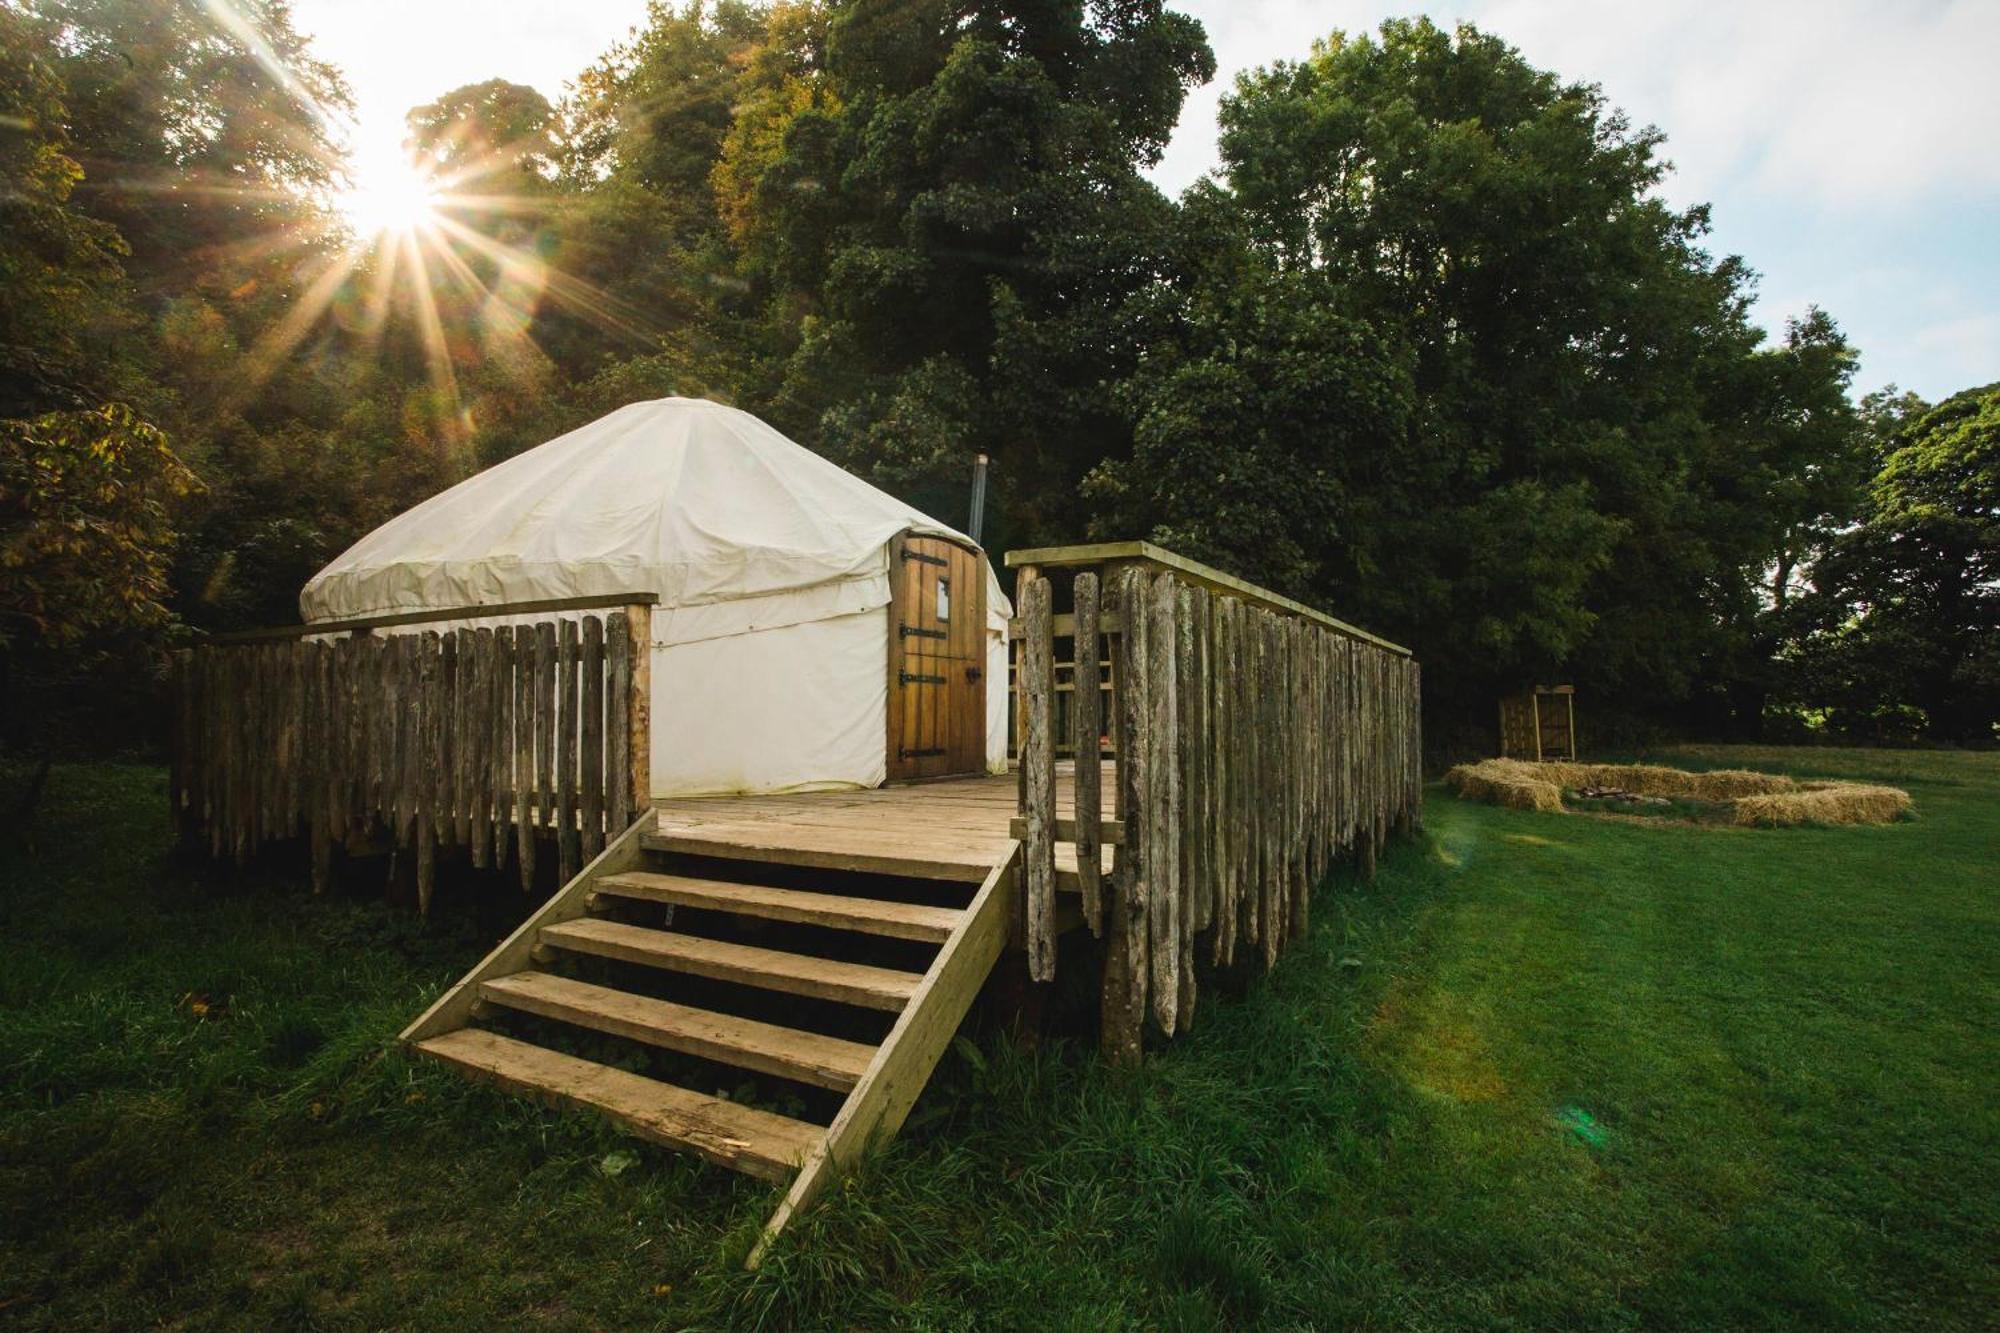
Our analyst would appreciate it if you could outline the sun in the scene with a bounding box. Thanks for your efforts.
[336,146,441,238]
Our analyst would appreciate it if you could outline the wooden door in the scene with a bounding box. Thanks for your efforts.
[886,532,987,781]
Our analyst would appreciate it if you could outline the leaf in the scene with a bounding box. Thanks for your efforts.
[952,1035,988,1074]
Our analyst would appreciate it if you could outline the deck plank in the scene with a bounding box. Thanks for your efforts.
[479,972,875,1091]
[539,918,922,1011]
[648,765,1113,894]
[594,872,963,942]
[415,1028,821,1181]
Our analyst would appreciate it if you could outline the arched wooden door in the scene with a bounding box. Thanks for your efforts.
[886,531,987,781]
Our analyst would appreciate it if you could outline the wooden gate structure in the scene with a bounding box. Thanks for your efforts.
[168,593,655,912]
[1498,685,1577,761]
[1009,543,1423,1065]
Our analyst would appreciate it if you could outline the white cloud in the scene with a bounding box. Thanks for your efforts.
[1470,0,2000,211]
[1158,0,2000,212]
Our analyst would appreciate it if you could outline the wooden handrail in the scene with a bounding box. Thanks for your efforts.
[1003,541,1409,656]
[208,592,661,643]
[1010,552,1425,1065]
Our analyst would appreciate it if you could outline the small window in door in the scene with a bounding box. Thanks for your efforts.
[935,575,951,622]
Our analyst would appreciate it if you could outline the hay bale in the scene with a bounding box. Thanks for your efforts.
[1522,761,1799,801]
[1686,768,1796,800]
[1446,756,1911,829]
[1531,762,1714,798]
[1730,783,1912,827]
[1445,760,1563,813]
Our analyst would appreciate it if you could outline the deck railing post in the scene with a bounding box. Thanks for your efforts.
[1071,571,1103,935]
[624,602,652,826]
[1106,565,1149,1064]
[1019,573,1056,980]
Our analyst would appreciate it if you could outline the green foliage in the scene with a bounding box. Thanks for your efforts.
[716,0,1215,540]
[0,7,134,417]
[24,0,349,292]
[407,78,557,180]
[1090,19,1872,740]
[1089,205,1419,595]
[0,403,198,651]
[1797,384,2000,742]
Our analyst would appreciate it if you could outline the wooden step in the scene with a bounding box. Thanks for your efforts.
[538,918,921,1012]
[593,871,963,943]
[641,828,1101,894]
[413,1028,821,1182]
[478,971,875,1092]
[641,827,992,882]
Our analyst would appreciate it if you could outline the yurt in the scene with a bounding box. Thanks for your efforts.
[301,398,1011,797]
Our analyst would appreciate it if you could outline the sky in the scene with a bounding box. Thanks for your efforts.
[290,0,2000,401]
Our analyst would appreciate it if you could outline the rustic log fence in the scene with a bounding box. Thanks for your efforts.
[1008,651,1115,761]
[168,594,654,913]
[1009,543,1422,1064]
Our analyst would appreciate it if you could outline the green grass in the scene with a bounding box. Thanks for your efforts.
[2,748,1995,1329]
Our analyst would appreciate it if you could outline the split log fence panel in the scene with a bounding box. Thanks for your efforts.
[170,598,655,912]
[1008,543,1422,1061]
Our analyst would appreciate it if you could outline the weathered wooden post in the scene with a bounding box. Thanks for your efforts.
[581,615,605,860]
[1101,565,1149,1066]
[1020,573,1056,981]
[1071,571,1102,935]
[624,602,652,827]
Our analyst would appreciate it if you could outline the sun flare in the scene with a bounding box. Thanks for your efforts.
[336,149,441,238]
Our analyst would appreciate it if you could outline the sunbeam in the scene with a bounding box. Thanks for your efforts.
[230,246,363,402]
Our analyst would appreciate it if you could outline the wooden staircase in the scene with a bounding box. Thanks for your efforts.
[402,811,1018,1266]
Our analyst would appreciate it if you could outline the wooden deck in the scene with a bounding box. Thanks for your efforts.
[649,764,1115,885]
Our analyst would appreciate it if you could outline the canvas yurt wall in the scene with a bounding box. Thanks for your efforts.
[300,398,1010,797]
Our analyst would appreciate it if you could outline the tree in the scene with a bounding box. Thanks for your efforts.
[408,79,557,182]
[12,0,386,631]
[0,404,200,805]
[1800,383,2000,743]
[0,6,136,417]
[1692,307,1866,736]
[715,0,1215,540]
[1091,19,1863,738]
[520,3,772,396]
[0,403,199,651]
[23,0,349,297]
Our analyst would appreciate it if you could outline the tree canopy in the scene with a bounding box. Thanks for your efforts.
[1793,384,2000,742]
[0,1,1991,752]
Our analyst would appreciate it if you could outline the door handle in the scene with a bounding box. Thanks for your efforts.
[966,666,982,682]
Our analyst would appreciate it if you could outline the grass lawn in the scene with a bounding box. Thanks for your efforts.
[2,746,1995,1329]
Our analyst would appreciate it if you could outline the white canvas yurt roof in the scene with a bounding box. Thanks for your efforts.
[301,397,1008,642]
